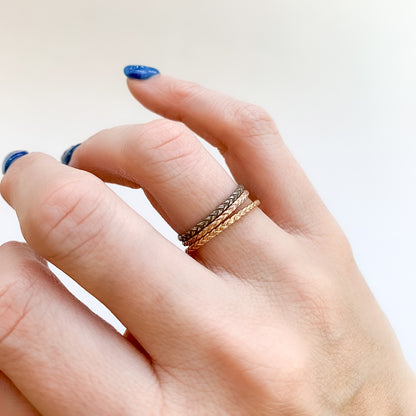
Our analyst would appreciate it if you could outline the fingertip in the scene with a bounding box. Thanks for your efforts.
[1,152,72,208]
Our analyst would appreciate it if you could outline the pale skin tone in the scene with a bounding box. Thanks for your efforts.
[0,74,415,415]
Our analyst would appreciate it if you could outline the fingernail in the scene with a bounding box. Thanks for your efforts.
[124,65,160,80]
[2,151,29,174]
[61,143,81,165]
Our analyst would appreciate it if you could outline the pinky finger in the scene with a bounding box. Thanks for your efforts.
[0,242,159,416]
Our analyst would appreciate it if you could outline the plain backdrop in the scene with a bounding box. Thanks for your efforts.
[0,0,415,372]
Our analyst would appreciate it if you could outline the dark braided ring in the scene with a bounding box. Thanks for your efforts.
[178,184,244,243]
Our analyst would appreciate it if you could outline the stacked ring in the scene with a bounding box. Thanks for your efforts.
[186,200,260,253]
[184,190,249,246]
[178,184,244,242]
[178,184,261,253]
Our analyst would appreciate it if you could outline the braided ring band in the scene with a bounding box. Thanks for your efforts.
[183,190,249,246]
[186,200,261,253]
[178,184,244,242]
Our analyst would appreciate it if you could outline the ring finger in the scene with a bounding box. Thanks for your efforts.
[67,120,292,275]
[0,242,158,416]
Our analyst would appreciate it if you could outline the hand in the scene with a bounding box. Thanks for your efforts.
[0,67,415,415]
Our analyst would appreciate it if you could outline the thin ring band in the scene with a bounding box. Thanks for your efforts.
[186,200,261,253]
[178,184,244,242]
[183,190,249,246]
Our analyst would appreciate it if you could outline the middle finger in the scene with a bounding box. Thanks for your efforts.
[0,152,225,364]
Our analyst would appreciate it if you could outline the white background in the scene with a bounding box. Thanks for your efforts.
[0,0,415,372]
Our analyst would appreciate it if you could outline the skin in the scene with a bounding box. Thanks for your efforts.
[0,74,415,415]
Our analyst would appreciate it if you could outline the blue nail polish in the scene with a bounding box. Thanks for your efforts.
[61,144,81,165]
[2,151,29,174]
[124,65,160,80]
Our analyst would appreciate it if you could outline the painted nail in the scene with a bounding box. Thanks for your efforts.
[2,150,29,174]
[61,143,81,165]
[124,65,160,80]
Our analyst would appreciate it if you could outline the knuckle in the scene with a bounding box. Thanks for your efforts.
[0,254,44,351]
[143,119,190,148]
[0,282,32,349]
[287,269,354,348]
[233,103,279,142]
[314,228,358,277]
[297,282,338,331]
[25,175,108,260]
[168,80,202,107]
[134,121,201,181]
[202,314,310,412]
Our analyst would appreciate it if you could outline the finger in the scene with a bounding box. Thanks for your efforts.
[0,153,225,364]
[0,372,40,416]
[67,121,294,274]
[0,242,158,416]
[125,70,340,237]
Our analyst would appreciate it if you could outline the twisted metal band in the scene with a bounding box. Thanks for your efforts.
[186,199,261,253]
[178,184,244,242]
[183,190,249,246]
